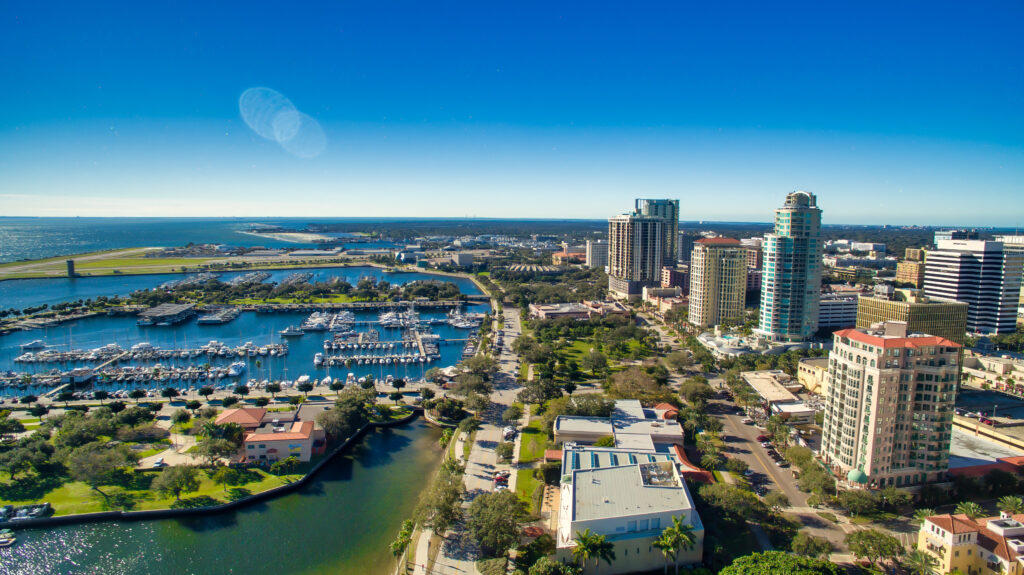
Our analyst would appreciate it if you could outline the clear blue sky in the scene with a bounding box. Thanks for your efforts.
[1,1,1022,225]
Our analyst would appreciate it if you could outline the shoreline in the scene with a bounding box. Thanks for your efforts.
[0,408,429,531]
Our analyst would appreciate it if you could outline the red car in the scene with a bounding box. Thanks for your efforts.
[756,435,770,442]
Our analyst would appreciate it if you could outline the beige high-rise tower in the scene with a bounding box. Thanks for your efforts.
[688,238,747,328]
[820,322,961,489]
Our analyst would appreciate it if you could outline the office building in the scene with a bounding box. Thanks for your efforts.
[995,235,1024,307]
[820,322,961,488]
[585,239,609,269]
[924,240,1024,334]
[608,212,665,298]
[636,199,679,268]
[896,260,926,288]
[688,238,747,328]
[856,288,969,345]
[746,269,762,292]
[818,294,858,330]
[934,229,979,245]
[677,231,697,265]
[757,191,824,342]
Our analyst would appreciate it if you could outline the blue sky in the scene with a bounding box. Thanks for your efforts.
[1,1,1022,225]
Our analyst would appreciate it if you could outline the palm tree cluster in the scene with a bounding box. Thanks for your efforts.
[572,515,695,575]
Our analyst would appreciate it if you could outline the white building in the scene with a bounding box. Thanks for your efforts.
[585,239,610,270]
[554,400,703,574]
[818,294,859,330]
[924,240,1024,334]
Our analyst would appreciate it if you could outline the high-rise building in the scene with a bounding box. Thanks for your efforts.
[896,260,926,288]
[608,212,665,298]
[688,239,747,329]
[636,199,680,268]
[923,240,1024,334]
[821,321,961,488]
[757,191,823,342]
[995,235,1024,308]
[856,288,968,345]
[585,239,609,269]
[677,231,697,265]
[934,229,979,245]
[904,248,925,262]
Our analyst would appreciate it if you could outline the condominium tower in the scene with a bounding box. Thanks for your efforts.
[677,231,698,265]
[636,199,679,268]
[608,212,665,298]
[688,238,747,328]
[757,191,823,342]
[821,322,961,488]
[585,239,609,269]
[923,240,1024,334]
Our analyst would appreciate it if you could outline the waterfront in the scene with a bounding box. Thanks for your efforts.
[0,266,482,313]
[0,418,443,575]
[0,218,404,264]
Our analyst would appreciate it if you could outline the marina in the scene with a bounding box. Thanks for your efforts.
[0,269,490,398]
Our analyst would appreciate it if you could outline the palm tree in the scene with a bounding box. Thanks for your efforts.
[669,516,696,575]
[998,495,1024,515]
[652,533,677,575]
[572,529,616,574]
[955,501,985,520]
[903,549,939,575]
[913,508,937,525]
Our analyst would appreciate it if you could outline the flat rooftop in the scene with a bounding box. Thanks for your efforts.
[555,416,613,436]
[742,370,801,404]
[561,446,673,477]
[573,462,691,522]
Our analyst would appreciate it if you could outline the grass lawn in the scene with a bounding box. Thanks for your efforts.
[517,418,548,463]
[0,468,302,516]
[76,257,216,270]
[514,468,541,506]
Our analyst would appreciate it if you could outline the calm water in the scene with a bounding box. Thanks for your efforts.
[0,266,482,312]
[0,418,443,575]
[0,218,412,263]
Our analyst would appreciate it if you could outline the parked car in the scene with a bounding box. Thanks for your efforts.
[741,418,754,425]
[756,435,770,442]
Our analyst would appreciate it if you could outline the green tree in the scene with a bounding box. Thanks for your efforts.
[528,557,581,575]
[221,396,239,408]
[390,518,414,559]
[903,549,939,575]
[171,409,191,427]
[496,442,514,460]
[265,382,281,398]
[652,532,677,575]
[845,528,903,571]
[57,390,76,407]
[415,466,464,533]
[763,491,790,512]
[254,396,270,407]
[594,435,615,447]
[913,508,937,525]
[998,495,1024,515]
[212,466,240,492]
[67,442,137,496]
[838,489,879,517]
[234,385,250,397]
[297,382,314,396]
[955,501,984,520]
[790,532,831,559]
[152,465,200,501]
[185,400,202,414]
[129,389,147,403]
[571,528,616,575]
[667,515,696,575]
[501,404,523,424]
[467,490,527,557]
[719,551,843,575]
[160,387,179,400]
[198,386,214,401]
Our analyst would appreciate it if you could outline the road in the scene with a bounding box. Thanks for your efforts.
[424,309,525,574]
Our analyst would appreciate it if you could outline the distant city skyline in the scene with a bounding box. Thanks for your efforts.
[1,2,1023,225]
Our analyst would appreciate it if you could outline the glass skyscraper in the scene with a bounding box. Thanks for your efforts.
[757,191,823,341]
